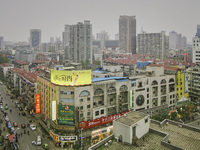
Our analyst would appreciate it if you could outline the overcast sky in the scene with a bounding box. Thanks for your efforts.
[0,0,199,43]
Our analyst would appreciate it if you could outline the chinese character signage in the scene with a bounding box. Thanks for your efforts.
[57,105,75,125]
[79,111,131,129]
[36,94,40,114]
[51,70,91,86]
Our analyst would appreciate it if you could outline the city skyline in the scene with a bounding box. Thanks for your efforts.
[0,0,200,43]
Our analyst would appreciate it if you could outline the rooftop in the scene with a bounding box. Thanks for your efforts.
[15,60,29,65]
[99,132,171,150]
[0,63,13,67]
[115,111,148,126]
[150,121,200,150]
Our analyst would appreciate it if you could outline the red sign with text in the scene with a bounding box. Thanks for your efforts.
[36,94,41,114]
[79,111,131,129]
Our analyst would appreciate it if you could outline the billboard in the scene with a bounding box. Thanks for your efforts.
[79,111,131,129]
[52,101,56,121]
[57,105,75,125]
[35,94,40,114]
[51,70,91,86]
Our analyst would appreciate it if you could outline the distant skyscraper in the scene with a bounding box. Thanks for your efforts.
[0,36,4,49]
[169,31,187,50]
[196,25,200,37]
[169,31,178,49]
[96,30,109,49]
[119,15,136,54]
[62,25,70,47]
[182,36,187,48]
[50,37,54,43]
[30,29,41,48]
[69,20,92,63]
[138,31,169,59]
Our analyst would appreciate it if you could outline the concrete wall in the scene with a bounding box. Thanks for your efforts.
[113,120,131,144]
[134,116,150,139]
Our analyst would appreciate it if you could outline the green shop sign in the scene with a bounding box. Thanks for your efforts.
[57,105,75,126]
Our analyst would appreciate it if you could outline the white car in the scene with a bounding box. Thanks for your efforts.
[30,124,36,131]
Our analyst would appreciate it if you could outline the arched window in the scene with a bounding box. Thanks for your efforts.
[80,90,90,97]
[152,80,158,86]
[169,78,174,83]
[107,87,116,93]
[94,88,104,95]
[160,79,166,84]
[120,85,128,91]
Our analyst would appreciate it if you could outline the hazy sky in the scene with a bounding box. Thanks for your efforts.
[0,0,200,43]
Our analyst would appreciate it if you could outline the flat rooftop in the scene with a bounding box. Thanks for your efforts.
[115,111,148,126]
[150,121,200,150]
[99,132,171,150]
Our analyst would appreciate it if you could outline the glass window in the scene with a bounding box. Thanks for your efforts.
[80,90,90,97]
[87,105,90,108]
[87,112,90,116]
[101,109,104,115]
[80,106,83,110]
[95,111,99,116]
[87,97,90,101]
[80,99,83,102]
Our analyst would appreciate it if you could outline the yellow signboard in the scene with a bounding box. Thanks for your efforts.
[51,70,91,86]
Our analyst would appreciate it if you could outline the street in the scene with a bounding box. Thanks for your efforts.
[0,84,56,150]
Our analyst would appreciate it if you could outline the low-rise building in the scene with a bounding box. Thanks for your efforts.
[113,111,150,145]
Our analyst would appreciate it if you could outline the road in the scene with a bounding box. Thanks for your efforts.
[0,84,57,150]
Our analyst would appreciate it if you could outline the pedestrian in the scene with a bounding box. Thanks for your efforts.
[27,130,29,135]
[18,134,20,138]
[21,133,22,136]
[24,130,26,134]
[19,113,20,116]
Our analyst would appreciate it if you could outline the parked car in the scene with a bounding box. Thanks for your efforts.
[30,124,36,131]
[13,122,18,127]
[22,112,26,116]
[21,124,26,129]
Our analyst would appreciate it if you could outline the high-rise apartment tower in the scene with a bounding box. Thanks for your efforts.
[30,29,41,48]
[119,15,136,54]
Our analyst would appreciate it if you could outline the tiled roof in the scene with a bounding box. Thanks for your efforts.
[17,70,39,83]
[51,60,58,63]
[164,66,185,71]
[15,60,29,65]
[0,63,12,67]
[10,68,24,73]
[41,57,49,61]
[33,60,44,63]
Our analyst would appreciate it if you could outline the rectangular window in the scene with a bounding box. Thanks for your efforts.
[147,94,149,98]
[80,106,83,110]
[87,97,90,101]
[87,105,90,108]
[147,88,149,92]
[95,111,99,116]
[147,100,149,104]
[80,114,83,118]
[101,109,104,115]
[80,99,83,102]
[87,112,90,116]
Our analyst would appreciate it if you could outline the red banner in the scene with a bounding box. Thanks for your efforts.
[79,111,131,129]
[36,94,40,114]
